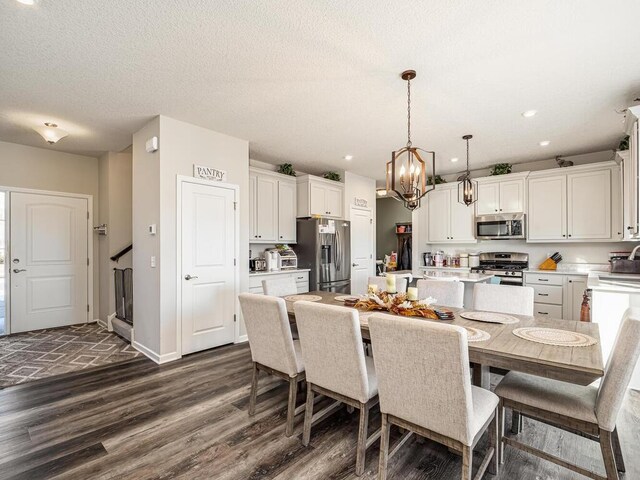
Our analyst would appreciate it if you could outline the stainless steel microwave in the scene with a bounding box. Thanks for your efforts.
[475,213,526,240]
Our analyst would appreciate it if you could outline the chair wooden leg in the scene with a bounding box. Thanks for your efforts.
[285,376,298,437]
[462,445,473,480]
[356,402,370,476]
[488,407,499,476]
[600,429,620,480]
[302,384,315,446]
[498,402,506,465]
[612,427,626,473]
[378,413,390,480]
[249,362,259,416]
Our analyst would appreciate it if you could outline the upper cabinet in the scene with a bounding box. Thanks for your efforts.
[527,162,621,242]
[249,168,297,243]
[476,174,526,215]
[621,107,640,240]
[426,184,476,243]
[297,175,344,218]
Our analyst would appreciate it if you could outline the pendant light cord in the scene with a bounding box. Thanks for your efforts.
[406,77,412,148]
[466,136,470,173]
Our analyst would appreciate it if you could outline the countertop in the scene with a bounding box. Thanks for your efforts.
[524,264,609,276]
[421,271,494,283]
[587,271,640,294]
[249,269,310,277]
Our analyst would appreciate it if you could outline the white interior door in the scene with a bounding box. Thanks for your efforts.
[350,207,373,295]
[10,192,89,333]
[181,181,237,355]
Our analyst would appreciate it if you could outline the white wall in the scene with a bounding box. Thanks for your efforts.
[132,115,249,361]
[0,140,101,320]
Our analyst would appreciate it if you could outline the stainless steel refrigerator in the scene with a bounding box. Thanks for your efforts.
[296,218,351,294]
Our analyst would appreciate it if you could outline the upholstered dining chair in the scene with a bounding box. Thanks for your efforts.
[416,279,465,308]
[496,311,640,480]
[369,313,499,480]
[472,283,534,316]
[238,293,305,437]
[294,301,379,476]
[368,276,408,294]
[262,276,297,296]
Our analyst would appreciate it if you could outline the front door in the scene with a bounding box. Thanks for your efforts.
[181,180,237,355]
[350,206,374,295]
[10,192,89,333]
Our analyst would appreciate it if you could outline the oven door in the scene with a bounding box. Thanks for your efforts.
[475,214,526,239]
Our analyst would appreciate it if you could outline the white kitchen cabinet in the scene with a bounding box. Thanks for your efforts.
[297,175,344,218]
[564,275,588,321]
[528,174,567,241]
[621,110,640,240]
[567,169,611,240]
[527,163,620,242]
[278,180,296,242]
[427,185,476,243]
[248,271,309,294]
[525,272,564,319]
[250,168,297,243]
[476,176,525,215]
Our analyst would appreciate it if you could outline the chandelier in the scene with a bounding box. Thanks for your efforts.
[385,70,435,211]
[458,134,478,206]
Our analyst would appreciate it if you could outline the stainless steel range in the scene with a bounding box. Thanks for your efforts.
[470,252,529,286]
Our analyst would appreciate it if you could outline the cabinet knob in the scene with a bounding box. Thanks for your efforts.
[568,234,572,237]
[495,209,498,212]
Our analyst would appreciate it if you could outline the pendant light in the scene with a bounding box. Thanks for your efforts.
[458,134,478,206]
[386,70,436,211]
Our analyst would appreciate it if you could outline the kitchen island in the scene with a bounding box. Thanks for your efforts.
[420,270,494,308]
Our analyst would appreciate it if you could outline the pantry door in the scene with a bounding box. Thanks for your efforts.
[180,179,238,355]
[10,192,89,333]
[350,206,374,295]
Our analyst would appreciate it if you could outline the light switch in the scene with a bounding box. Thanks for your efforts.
[151,256,156,268]
[149,224,157,235]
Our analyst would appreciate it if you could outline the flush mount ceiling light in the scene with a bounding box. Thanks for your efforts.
[451,157,459,163]
[458,135,478,206]
[34,122,69,144]
[522,110,537,118]
[539,140,551,146]
[16,0,35,4]
[386,70,436,211]
[344,155,353,161]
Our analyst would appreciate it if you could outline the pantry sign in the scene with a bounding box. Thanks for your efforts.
[193,164,227,182]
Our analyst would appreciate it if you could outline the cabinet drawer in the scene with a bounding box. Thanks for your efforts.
[296,281,309,294]
[524,273,564,286]
[533,303,563,318]
[532,284,562,305]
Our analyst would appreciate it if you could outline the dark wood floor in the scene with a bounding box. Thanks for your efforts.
[0,343,638,479]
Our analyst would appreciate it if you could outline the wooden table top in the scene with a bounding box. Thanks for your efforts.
[285,291,604,386]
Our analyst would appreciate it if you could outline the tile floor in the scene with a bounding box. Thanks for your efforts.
[0,322,141,387]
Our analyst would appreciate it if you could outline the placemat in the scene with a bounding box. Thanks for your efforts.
[459,311,519,324]
[284,294,323,302]
[465,327,491,343]
[512,327,597,347]
[335,295,359,302]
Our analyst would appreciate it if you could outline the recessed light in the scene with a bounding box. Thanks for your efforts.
[522,110,537,118]
[450,157,459,163]
[344,155,353,161]
[16,0,35,5]
[539,140,551,146]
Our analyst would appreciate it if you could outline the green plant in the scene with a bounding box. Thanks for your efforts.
[619,135,630,151]
[490,163,512,176]
[277,163,296,176]
[428,175,446,185]
[323,171,341,182]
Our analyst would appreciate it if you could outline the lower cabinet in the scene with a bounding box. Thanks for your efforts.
[524,272,589,321]
[249,271,310,294]
[564,275,589,321]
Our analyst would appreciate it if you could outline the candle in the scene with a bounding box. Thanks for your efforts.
[386,275,397,294]
[407,287,418,301]
[368,284,379,295]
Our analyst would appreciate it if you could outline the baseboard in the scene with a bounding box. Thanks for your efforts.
[106,312,117,332]
[235,334,248,344]
[132,340,181,365]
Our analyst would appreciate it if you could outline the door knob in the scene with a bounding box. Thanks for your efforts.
[13,269,26,273]
[352,263,359,267]
[184,274,199,280]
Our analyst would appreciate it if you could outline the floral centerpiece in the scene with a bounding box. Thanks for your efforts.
[354,291,439,319]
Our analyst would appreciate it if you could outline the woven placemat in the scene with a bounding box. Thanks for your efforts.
[459,311,519,325]
[465,327,491,343]
[512,327,597,347]
[284,294,323,302]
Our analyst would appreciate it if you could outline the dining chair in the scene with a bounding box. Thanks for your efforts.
[238,293,305,437]
[495,310,640,480]
[472,283,534,316]
[369,313,499,480]
[294,301,380,476]
[416,279,464,308]
[262,276,297,296]
[368,276,408,294]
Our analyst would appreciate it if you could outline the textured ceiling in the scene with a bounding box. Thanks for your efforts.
[1,0,639,178]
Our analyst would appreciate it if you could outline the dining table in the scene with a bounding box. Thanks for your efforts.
[284,291,605,390]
